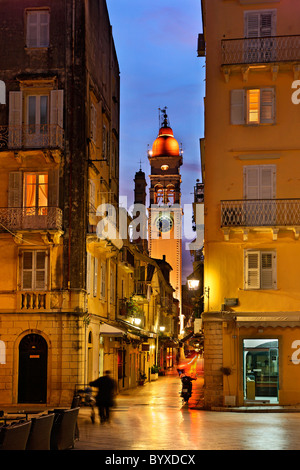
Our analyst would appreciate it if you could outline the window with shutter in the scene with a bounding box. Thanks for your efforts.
[244,165,276,225]
[26,10,50,48]
[231,88,275,125]
[100,262,106,298]
[90,104,97,143]
[93,257,98,297]
[244,10,276,63]
[8,91,22,148]
[86,252,91,295]
[245,250,276,290]
[21,250,47,290]
[230,90,245,125]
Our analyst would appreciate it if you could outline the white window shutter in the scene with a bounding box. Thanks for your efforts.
[48,169,59,207]
[93,257,98,297]
[50,90,63,128]
[245,12,260,38]
[35,251,47,290]
[245,251,260,289]
[8,172,22,208]
[260,166,276,199]
[261,252,276,289]
[50,90,63,147]
[8,91,23,148]
[231,90,245,125]
[89,179,96,208]
[86,252,91,295]
[260,88,275,124]
[260,12,276,37]
[244,166,259,199]
[22,251,33,290]
[101,262,106,298]
[90,104,97,143]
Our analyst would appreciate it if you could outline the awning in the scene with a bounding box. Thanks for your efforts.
[236,315,300,328]
[100,323,125,336]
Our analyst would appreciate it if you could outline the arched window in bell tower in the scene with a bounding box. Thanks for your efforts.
[155,184,164,205]
[166,185,175,205]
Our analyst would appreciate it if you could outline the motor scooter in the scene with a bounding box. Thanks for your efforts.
[180,375,196,404]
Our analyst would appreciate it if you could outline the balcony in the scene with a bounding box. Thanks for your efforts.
[0,207,63,232]
[221,199,300,240]
[221,35,300,81]
[0,124,64,150]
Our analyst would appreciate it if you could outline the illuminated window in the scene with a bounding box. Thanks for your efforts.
[24,173,48,215]
[231,88,275,125]
[247,89,260,124]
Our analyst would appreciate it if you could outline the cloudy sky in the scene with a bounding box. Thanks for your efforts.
[106,0,205,279]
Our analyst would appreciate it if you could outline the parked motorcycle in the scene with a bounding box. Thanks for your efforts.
[180,375,196,404]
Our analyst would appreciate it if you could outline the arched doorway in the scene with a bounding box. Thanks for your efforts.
[18,333,48,403]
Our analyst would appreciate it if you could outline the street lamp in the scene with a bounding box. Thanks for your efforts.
[187,278,200,290]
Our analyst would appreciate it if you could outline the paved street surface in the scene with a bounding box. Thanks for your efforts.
[74,368,300,451]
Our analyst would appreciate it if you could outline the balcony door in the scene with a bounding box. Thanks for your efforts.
[243,165,276,226]
[26,95,49,148]
[244,10,277,63]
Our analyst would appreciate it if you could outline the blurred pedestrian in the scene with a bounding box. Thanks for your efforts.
[89,370,117,423]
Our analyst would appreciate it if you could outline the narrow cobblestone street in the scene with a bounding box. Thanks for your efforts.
[74,369,300,451]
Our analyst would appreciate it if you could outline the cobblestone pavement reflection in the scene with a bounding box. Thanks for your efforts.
[75,368,300,451]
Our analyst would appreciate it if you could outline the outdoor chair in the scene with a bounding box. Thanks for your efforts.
[0,420,31,450]
[50,407,80,450]
[26,413,55,450]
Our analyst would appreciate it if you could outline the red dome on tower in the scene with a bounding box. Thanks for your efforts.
[151,111,180,157]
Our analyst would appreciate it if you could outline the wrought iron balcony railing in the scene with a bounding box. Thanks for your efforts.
[221,35,300,66]
[221,199,300,227]
[133,280,148,297]
[0,207,63,231]
[0,124,64,150]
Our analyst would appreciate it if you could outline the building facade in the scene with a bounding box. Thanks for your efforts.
[201,0,300,408]
[0,0,122,407]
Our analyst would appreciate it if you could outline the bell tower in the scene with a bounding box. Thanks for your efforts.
[148,109,183,323]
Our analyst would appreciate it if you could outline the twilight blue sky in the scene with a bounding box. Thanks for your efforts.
[106,0,205,280]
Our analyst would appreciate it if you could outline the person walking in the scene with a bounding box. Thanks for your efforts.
[89,370,117,424]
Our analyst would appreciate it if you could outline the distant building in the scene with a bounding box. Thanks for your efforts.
[148,109,183,333]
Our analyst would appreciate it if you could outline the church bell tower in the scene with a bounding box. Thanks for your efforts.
[148,109,183,322]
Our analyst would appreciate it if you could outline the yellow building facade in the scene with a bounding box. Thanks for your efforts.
[201,0,300,408]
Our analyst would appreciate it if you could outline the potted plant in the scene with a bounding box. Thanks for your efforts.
[150,365,160,381]
[138,372,147,386]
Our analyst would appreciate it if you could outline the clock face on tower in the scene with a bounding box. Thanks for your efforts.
[155,214,173,233]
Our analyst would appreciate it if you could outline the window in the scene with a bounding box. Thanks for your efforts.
[28,95,48,133]
[8,170,58,211]
[100,262,106,298]
[26,10,50,48]
[90,103,97,143]
[93,257,98,297]
[243,165,276,200]
[243,165,276,225]
[21,250,48,290]
[231,88,275,125]
[24,173,48,215]
[244,250,277,290]
[244,10,276,38]
[244,10,277,63]
[8,89,63,148]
